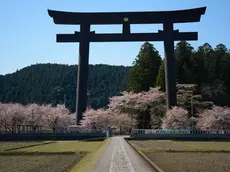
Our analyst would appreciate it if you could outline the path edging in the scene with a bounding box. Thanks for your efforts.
[125,138,165,172]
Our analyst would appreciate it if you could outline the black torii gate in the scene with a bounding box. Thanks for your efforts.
[48,7,206,124]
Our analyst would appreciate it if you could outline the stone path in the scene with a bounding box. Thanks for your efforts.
[93,136,154,172]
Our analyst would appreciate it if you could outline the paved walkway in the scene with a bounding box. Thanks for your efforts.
[93,136,154,172]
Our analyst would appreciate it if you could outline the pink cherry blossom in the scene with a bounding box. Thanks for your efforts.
[162,106,191,129]
[196,106,230,130]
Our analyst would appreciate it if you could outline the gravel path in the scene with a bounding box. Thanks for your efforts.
[94,136,154,172]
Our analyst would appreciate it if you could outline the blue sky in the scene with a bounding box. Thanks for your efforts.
[1,0,230,75]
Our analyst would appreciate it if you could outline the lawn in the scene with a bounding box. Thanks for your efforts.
[129,140,230,172]
[0,153,85,172]
[0,141,48,151]
[14,141,104,153]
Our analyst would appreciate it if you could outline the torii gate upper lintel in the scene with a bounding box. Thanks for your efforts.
[48,7,206,124]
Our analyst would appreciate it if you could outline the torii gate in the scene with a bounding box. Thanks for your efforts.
[48,7,206,124]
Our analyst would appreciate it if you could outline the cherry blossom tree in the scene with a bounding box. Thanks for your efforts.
[110,113,136,133]
[80,108,113,130]
[108,87,165,112]
[0,103,27,132]
[0,103,76,132]
[80,107,136,132]
[108,87,165,128]
[162,106,191,129]
[24,104,48,131]
[43,104,71,132]
[0,103,8,131]
[57,113,75,131]
[196,106,230,130]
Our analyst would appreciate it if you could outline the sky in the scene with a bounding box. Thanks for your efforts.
[1,0,230,75]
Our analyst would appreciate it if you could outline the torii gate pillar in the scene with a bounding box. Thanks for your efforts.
[163,21,177,109]
[76,24,91,124]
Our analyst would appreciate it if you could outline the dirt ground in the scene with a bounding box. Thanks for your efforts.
[0,153,86,172]
[130,140,189,149]
[144,152,230,172]
[130,140,230,151]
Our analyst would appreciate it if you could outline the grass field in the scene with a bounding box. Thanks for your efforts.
[0,141,49,151]
[14,141,104,153]
[0,140,107,172]
[129,140,230,172]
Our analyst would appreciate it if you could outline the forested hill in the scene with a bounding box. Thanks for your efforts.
[0,63,131,112]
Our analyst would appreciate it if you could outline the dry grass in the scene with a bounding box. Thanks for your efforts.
[144,152,230,172]
[0,153,86,172]
[130,140,230,152]
[129,140,230,172]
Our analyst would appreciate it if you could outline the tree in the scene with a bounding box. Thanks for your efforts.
[0,64,130,112]
[110,113,136,134]
[196,106,230,130]
[0,103,27,132]
[44,104,71,132]
[156,59,165,91]
[80,108,113,130]
[0,102,75,132]
[162,106,191,129]
[25,104,47,131]
[150,104,167,129]
[80,107,135,132]
[108,87,165,128]
[175,41,195,84]
[128,42,162,92]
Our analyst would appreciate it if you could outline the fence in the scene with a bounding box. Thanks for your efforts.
[0,129,108,141]
[131,129,230,140]
[132,129,230,135]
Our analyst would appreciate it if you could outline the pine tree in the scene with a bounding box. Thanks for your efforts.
[128,42,162,93]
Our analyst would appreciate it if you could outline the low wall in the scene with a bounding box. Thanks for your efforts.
[130,133,230,141]
[0,132,107,141]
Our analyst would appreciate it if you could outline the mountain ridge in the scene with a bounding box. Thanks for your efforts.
[0,63,131,112]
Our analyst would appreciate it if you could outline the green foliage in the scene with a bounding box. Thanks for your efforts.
[156,59,165,91]
[128,42,162,93]
[0,64,130,112]
[175,41,230,106]
[175,41,195,84]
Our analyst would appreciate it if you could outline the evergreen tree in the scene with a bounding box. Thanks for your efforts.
[128,42,162,93]
[175,41,195,84]
[156,59,165,91]
[0,64,130,112]
[190,46,205,85]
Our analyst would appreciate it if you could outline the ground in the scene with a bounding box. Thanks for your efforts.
[129,140,230,172]
[93,136,154,172]
[0,141,45,151]
[0,154,85,172]
[0,140,106,172]
[1,139,230,172]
